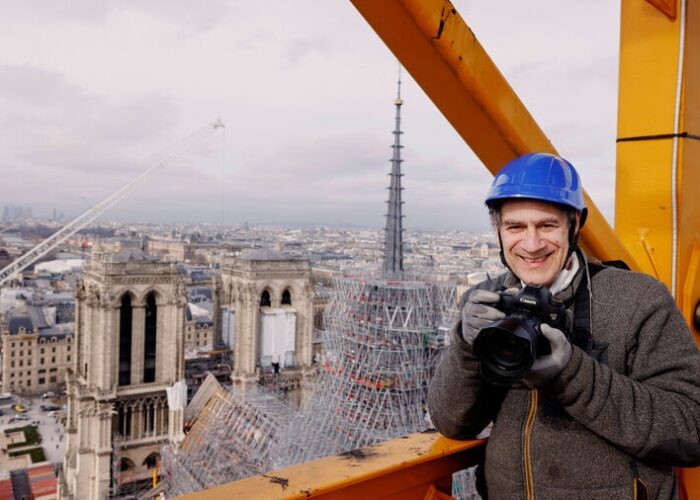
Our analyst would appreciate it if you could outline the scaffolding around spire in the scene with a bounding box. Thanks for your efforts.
[274,273,458,466]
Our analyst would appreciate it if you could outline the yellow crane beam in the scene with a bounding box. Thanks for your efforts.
[617,1,700,493]
[616,0,700,336]
[349,0,638,269]
[177,433,484,499]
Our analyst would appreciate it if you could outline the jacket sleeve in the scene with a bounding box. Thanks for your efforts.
[543,275,700,466]
[428,317,506,440]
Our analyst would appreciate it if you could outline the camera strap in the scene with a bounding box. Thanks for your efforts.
[570,256,630,361]
[570,267,594,353]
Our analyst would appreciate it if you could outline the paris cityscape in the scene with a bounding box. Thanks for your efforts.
[0,212,503,498]
[0,73,504,498]
[0,2,621,497]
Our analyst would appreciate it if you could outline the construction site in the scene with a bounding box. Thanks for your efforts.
[159,69,462,497]
[161,273,458,497]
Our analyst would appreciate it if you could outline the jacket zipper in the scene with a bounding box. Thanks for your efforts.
[524,388,538,500]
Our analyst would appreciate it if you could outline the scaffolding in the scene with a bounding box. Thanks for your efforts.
[275,274,457,466]
[161,383,296,497]
[159,74,460,494]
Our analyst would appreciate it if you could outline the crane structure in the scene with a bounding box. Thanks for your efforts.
[179,0,700,498]
[0,119,224,288]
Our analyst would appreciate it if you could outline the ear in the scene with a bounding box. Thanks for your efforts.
[578,208,588,231]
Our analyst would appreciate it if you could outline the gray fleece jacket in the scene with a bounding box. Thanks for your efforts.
[428,257,700,499]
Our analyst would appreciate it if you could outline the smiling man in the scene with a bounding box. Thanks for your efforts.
[428,153,700,499]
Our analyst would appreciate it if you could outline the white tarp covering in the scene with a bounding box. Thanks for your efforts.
[221,307,236,348]
[167,379,188,411]
[187,302,211,320]
[42,306,56,327]
[34,259,85,275]
[259,308,296,368]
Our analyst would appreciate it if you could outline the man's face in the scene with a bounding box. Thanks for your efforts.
[497,199,575,287]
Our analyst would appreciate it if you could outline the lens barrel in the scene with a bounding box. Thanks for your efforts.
[473,315,540,386]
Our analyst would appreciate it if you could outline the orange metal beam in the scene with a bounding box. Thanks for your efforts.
[350,0,639,270]
[177,433,484,499]
[616,0,700,329]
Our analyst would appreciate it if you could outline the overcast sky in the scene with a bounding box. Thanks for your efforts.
[0,1,620,231]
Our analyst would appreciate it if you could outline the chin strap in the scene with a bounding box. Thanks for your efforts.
[567,208,588,260]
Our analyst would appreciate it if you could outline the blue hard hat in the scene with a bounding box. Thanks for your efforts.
[485,153,586,211]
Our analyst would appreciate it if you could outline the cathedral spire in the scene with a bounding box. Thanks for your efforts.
[382,66,405,279]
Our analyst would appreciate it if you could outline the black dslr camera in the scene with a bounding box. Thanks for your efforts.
[472,285,568,386]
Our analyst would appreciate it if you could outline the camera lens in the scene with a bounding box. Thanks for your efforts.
[473,316,540,386]
[492,332,529,367]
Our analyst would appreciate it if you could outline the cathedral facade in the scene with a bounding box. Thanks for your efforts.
[217,249,315,405]
[62,248,186,499]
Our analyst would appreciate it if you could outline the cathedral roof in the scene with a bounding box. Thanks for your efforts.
[108,249,160,263]
[237,249,295,262]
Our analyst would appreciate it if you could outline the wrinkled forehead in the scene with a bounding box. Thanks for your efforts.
[498,199,569,223]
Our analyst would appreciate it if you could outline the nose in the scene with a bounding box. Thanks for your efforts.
[521,225,546,253]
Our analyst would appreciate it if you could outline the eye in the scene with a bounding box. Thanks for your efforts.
[540,223,559,231]
[504,224,525,233]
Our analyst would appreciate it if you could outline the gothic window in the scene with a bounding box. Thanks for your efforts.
[119,294,133,386]
[120,458,136,471]
[143,293,157,383]
[144,401,155,434]
[260,290,271,307]
[117,404,132,438]
[282,289,292,305]
[143,452,160,469]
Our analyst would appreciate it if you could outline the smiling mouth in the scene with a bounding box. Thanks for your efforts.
[518,254,550,265]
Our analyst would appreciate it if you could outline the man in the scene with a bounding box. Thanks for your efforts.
[428,153,700,499]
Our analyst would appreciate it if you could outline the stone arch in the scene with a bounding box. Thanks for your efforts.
[281,288,292,306]
[120,458,136,471]
[143,291,158,383]
[118,291,137,386]
[143,452,160,469]
[260,289,271,308]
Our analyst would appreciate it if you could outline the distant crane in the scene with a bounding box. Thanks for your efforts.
[0,119,225,288]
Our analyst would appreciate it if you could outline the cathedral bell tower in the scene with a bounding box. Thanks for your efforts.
[62,248,186,499]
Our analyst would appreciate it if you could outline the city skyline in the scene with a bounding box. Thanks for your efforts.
[0,1,620,231]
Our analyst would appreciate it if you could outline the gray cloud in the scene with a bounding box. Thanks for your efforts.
[0,1,622,230]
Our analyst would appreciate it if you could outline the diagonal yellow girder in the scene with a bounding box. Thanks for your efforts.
[350,0,639,270]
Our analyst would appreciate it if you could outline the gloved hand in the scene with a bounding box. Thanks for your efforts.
[460,289,505,346]
[522,323,572,387]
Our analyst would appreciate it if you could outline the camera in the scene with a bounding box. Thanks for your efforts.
[472,285,568,386]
